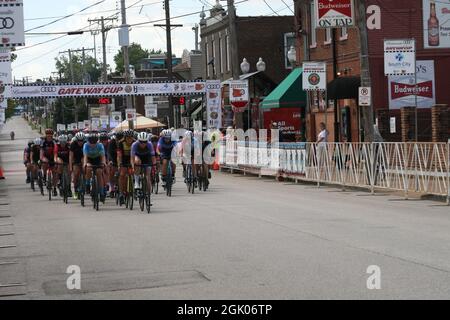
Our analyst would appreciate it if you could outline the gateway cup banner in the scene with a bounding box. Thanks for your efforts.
[7,81,208,99]
[389,60,436,109]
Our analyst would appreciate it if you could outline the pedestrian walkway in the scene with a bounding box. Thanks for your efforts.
[0,117,31,298]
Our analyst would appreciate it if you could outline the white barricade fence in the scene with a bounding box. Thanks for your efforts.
[218,140,450,198]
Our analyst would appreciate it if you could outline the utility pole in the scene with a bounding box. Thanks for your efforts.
[119,0,134,130]
[165,0,174,128]
[60,48,94,123]
[192,24,199,51]
[88,17,116,82]
[356,0,374,142]
[156,1,183,128]
[227,0,240,80]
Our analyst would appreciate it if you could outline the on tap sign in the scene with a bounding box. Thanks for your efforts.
[315,0,355,28]
[229,80,249,113]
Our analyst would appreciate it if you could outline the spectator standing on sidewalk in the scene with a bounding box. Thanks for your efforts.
[317,122,328,168]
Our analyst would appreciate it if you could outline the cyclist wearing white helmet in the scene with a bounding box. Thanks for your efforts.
[118,129,135,204]
[180,130,201,185]
[30,138,42,185]
[54,135,72,197]
[70,132,86,200]
[131,132,156,190]
[157,129,177,187]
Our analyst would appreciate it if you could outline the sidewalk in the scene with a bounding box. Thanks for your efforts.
[0,116,32,298]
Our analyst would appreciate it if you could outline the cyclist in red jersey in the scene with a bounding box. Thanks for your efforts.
[40,128,58,195]
[54,135,72,197]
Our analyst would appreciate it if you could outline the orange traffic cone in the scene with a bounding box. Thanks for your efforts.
[0,167,5,180]
[213,159,220,171]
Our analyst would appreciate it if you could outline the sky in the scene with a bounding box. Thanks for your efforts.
[12,0,295,82]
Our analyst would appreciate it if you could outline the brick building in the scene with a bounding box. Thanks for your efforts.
[200,3,295,130]
[293,0,450,142]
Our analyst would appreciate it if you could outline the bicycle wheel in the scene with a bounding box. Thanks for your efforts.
[128,175,134,211]
[62,169,69,204]
[166,163,172,197]
[30,172,35,191]
[139,175,145,212]
[145,177,151,214]
[47,171,53,201]
[186,165,192,192]
[92,175,99,211]
[80,177,85,208]
[38,171,44,196]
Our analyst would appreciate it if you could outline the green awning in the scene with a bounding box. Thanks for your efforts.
[260,67,306,109]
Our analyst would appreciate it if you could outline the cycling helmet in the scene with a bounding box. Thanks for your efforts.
[59,135,68,144]
[184,130,193,138]
[75,132,85,141]
[28,140,34,147]
[137,132,148,142]
[34,138,42,145]
[124,129,134,138]
[45,128,54,135]
[99,132,109,141]
[67,134,73,141]
[162,129,172,138]
[87,133,99,144]
[115,131,124,140]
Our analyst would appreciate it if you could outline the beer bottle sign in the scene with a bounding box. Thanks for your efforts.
[423,0,449,48]
[428,0,439,46]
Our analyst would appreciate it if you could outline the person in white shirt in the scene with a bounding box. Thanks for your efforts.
[317,122,328,146]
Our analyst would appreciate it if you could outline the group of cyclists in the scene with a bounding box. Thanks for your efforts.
[23,126,215,212]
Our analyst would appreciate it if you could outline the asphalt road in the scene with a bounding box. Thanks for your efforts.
[1,116,450,299]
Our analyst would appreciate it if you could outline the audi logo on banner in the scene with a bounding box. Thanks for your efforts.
[0,18,14,30]
[40,87,57,93]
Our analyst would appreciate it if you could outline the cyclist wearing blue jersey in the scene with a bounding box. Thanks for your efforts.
[83,133,107,201]
[157,129,177,187]
[131,132,156,190]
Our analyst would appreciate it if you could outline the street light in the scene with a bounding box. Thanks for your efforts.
[287,45,297,67]
[256,57,266,72]
[240,58,250,74]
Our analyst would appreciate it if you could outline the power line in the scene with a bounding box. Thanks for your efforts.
[280,0,295,14]
[263,0,280,16]
[25,0,106,32]
[24,0,162,21]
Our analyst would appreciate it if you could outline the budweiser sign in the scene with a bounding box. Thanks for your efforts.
[388,60,436,109]
[315,0,355,28]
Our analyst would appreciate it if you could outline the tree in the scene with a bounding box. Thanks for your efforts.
[114,43,163,74]
[55,53,101,83]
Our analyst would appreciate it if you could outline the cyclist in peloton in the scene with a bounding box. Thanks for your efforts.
[24,140,34,184]
[117,129,135,205]
[30,138,41,184]
[54,135,72,198]
[181,130,201,186]
[99,132,110,196]
[108,131,123,198]
[157,129,177,188]
[83,133,107,203]
[131,132,156,191]
[40,128,58,196]
[70,132,85,200]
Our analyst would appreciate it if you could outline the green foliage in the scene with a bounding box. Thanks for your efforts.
[114,43,163,73]
[5,99,17,120]
[55,52,102,83]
